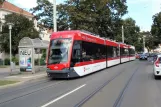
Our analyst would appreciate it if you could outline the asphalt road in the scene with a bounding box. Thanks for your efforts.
[0,60,160,107]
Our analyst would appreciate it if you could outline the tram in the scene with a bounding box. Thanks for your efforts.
[46,30,135,78]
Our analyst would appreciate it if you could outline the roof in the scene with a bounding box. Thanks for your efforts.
[0,1,33,17]
[19,37,49,48]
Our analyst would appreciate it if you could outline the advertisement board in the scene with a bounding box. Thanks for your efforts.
[19,48,32,71]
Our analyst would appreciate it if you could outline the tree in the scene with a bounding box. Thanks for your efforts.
[31,0,127,39]
[31,0,53,29]
[151,12,161,47]
[0,13,39,56]
[0,0,5,4]
[115,18,142,52]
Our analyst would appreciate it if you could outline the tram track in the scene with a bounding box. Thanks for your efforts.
[0,80,64,105]
[74,62,142,107]
[74,67,128,107]
[113,66,140,107]
[0,78,51,96]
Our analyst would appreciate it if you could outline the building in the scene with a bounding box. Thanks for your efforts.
[153,44,161,53]
[0,1,51,60]
[39,28,52,41]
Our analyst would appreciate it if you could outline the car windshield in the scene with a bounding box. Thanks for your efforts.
[48,38,72,64]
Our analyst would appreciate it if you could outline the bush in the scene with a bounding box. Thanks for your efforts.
[12,57,19,65]
[40,58,45,65]
[4,58,10,65]
[34,59,39,65]
[34,58,46,66]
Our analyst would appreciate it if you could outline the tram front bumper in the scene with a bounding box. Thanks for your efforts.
[46,68,79,78]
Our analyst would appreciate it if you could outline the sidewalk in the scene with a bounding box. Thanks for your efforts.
[2,71,47,81]
[0,66,47,81]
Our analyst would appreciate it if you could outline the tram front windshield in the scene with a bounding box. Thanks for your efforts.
[48,38,72,64]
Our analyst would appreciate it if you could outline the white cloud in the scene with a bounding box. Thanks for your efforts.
[8,0,37,9]
[8,0,64,10]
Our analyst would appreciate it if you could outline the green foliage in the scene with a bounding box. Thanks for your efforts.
[12,57,19,65]
[0,0,5,4]
[0,13,39,56]
[31,0,127,39]
[34,58,45,65]
[151,12,161,47]
[140,31,156,51]
[0,80,18,86]
[115,18,141,52]
[4,58,10,65]
[40,58,46,65]
[31,0,144,52]
[41,49,46,59]
[34,59,39,65]
[31,0,53,28]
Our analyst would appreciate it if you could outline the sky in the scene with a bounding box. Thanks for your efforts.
[7,0,161,32]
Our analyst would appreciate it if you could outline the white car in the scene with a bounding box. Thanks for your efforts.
[139,53,148,60]
[153,54,161,79]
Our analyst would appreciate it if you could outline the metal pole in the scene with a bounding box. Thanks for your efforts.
[7,23,13,74]
[122,25,124,43]
[143,36,145,53]
[53,0,57,32]
[9,26,12,73]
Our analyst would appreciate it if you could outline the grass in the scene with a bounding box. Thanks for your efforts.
[0,80,19,86]
[0,66,8,68]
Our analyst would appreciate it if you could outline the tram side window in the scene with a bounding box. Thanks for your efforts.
[82,41,106,61]
[107,46,113,58]
[107,46,119,58]
[121,48,129,56]
[121,48,125,56]
[129,49,135,56]
[71,41,82,66]
[116,47,120,57]
[125,48,129,56]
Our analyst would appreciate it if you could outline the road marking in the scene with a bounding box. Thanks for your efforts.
[41,84,86,107]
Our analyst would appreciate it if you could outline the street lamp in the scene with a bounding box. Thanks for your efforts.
[143,35,146,53]
[53,0,57,32]
[122,25,124,43]
[7,23,14,73]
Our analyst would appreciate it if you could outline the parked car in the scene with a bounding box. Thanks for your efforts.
[135,53,140,59]
[139,53,148,60]
[153,54,161,79]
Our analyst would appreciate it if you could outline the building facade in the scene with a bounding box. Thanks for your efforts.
[0,1,51,60]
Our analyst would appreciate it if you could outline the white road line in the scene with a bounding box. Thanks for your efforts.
[41,84,86,107]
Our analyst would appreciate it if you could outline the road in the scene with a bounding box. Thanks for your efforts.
[0,68,10,78]
[0,60,160,107]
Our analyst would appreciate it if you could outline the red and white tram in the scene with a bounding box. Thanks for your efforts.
[129,45,136,61]
[46,30,135,78]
